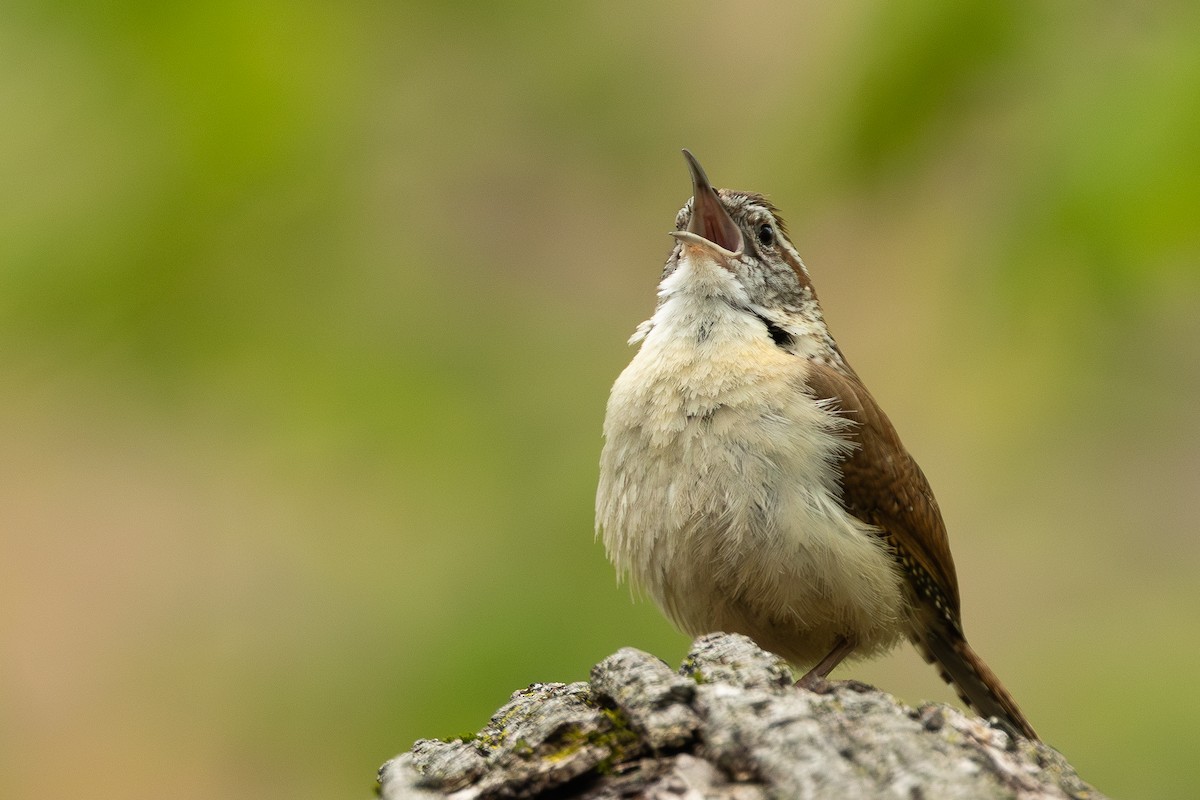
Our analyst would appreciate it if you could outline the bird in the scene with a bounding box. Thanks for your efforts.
[595,149,1038,740]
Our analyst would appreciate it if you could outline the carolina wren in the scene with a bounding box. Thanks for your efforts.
[596,150,1038,740]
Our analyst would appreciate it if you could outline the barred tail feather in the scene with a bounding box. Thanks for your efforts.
[915,628,1038,741]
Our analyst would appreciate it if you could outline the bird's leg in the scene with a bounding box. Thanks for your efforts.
[795,635,857,693]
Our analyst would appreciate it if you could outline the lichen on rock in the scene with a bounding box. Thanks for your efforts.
[379,633,1103,800]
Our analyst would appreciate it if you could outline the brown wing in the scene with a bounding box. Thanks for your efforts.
[805,360,963,632]
[805,362,1040,739]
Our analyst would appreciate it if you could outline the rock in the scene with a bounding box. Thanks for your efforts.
[378,633,1104,800]
[589,647,699,750]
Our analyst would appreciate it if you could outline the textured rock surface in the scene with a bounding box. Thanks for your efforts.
[379,633,1104,800]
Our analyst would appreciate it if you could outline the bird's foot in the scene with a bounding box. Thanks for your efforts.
[795,676,873,695]
[795,673,833,693]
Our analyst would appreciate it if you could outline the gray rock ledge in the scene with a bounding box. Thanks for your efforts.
[378,633,1103,800]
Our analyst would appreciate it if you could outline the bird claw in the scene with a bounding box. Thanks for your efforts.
[795,676,873,695]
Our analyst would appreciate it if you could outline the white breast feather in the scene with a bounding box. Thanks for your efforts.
[596,263,907,666]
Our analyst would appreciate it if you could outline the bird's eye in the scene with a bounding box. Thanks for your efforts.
[756,223,775,247]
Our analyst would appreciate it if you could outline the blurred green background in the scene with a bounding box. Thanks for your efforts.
[2,2,1198,798]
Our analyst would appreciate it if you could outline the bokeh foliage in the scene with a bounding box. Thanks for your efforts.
[2,2,1198,799]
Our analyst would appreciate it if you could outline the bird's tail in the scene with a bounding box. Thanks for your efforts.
[915,627,1038,741]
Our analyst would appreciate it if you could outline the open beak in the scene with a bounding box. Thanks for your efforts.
[671,149,744,258]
